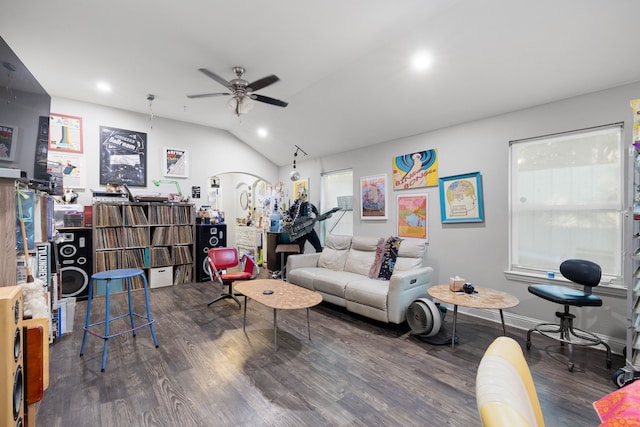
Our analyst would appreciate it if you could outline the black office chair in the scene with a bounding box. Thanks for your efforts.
[526,259,612,371]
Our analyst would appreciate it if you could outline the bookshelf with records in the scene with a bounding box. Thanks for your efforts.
[93,202,195,289]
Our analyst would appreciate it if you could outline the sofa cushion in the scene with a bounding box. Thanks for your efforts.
[318,234,352,271]
[344,277,389,311]
[344,236,378,275]
[394,239,426,272]
[286,267,324,290]
[313,270,363,298]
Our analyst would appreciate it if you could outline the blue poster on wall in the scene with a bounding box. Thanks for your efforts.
[16,189,35,251]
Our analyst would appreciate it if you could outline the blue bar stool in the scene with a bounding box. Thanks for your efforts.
[80,268,159,372]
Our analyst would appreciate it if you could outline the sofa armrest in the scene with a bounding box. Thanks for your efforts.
[287,253,321,272]
[387,266,434,324]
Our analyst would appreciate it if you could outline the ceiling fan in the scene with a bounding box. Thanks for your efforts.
[187,66,288,116]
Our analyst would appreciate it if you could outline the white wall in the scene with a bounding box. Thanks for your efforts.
[51,97,279,209]
[283,81,640,349]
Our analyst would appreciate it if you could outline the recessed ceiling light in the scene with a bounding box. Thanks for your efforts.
[257,128,268,138]
[96,81,112,92]
[411,52,433,72]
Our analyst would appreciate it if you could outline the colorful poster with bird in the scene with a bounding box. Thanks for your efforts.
[397,194,428,240]
[392,149,437,190]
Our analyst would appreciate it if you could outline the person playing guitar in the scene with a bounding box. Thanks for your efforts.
[284,191,339,253]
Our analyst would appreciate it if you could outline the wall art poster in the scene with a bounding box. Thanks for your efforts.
[99,126,147,187]
[397,194,428,241]
[392,149,438,190]
[360,174,388,220]
[164,147,188,178]
[0,123,17,161]
[33,116,50,181]
[47,151,85,189]
[49,113,83,153]
[293,178,309,201]
[439,171,484,223]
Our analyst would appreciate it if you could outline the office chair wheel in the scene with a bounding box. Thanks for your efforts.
[612,369,627,388]
[568,361,574,372]
[612,368,640,388]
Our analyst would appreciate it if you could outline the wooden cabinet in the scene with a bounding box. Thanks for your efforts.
[93,202,195,288]
[0,178,17,286]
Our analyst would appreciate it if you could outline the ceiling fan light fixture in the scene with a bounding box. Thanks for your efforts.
[189,67,288,114]
[227,96,253,115]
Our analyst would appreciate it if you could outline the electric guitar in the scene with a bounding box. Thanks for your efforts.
[283,207,341,241]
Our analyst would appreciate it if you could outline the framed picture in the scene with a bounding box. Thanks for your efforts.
[360,174,388,220]
[293,178,308,200]
[397,194,428,241]
[439,171,484,223]
[49,113,83,153]
[47,151,86,189]
[392,149,438,190]
[99,126,147,187]
[164,147,188,178]
[0,123,18,161]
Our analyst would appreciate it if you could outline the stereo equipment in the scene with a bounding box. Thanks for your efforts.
[0,286,24,427]
[195,224,226,281]
[56,228,93,300]
[91,191,129,204]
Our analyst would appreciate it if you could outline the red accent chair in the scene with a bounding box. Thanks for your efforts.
[207,247,256,307]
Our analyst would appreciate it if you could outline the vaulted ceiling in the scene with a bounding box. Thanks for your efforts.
[2,0,640,167]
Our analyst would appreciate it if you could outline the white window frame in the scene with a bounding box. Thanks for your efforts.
[507,123,626,290]
[320,169,353,244]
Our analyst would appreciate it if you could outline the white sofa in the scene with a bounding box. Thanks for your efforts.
[286,234,433,325]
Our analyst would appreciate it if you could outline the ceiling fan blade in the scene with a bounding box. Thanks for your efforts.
[247,75,279,92]
[187,93,230,99]
[251,94,288,107]
[198,68,231,88]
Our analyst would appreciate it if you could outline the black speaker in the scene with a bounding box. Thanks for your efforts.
[195,224,226,281]
[0,286,24,427]
[56,228,93,300]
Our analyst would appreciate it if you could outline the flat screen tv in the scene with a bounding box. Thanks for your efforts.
[0,36,51,183]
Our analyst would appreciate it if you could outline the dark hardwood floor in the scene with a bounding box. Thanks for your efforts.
[36,270,622,426]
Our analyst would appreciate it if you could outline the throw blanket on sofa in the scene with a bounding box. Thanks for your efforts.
[368,237,403,280]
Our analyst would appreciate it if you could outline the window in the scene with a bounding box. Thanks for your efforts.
[320,169,353,243]
[509,123,624,286]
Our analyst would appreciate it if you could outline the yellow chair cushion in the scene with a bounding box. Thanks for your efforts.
[476,337,545,427]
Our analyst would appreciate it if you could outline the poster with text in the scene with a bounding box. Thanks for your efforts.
[392,149,438,190]
[0,123,17,160]
[99,126,147,187]
[47,151,85,189]
[164,147,188,178]
[49,113,83,153]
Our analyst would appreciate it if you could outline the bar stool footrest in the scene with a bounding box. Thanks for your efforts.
[84,314,156,340]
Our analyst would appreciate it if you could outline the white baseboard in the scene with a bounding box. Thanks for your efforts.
[449,305,626,356]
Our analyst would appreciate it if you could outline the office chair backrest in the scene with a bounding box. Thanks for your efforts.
[241,254,259,279]
[559,259,601,291]
[476,336,545,427]
[208,247,240,270]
